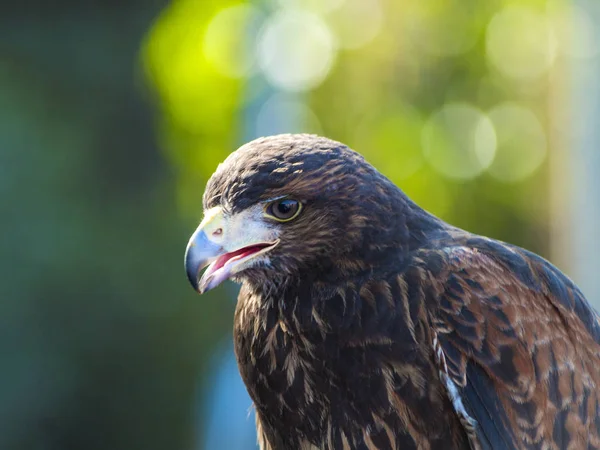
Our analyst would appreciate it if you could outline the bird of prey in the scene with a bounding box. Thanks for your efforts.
[184,134,600,450]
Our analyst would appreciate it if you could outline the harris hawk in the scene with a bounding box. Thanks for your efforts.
[184,134,600,450]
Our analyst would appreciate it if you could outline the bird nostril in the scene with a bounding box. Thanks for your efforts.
[213,228,223,237]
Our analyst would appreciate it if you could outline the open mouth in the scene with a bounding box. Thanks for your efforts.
[198,241,278,293]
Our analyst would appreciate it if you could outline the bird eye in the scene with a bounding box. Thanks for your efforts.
[265,199,302,222]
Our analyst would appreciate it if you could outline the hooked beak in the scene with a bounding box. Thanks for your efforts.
[184,207,279,294]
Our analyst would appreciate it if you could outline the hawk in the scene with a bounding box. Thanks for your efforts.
[185,134,600,449]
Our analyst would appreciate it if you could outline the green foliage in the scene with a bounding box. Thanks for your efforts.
[142,0,249,217]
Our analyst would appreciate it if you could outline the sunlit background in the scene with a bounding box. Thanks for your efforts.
[2,0,599,448]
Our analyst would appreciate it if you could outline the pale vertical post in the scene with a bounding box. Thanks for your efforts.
[551,0,600,306]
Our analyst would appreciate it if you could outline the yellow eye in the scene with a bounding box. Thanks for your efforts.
[265,199,302,222]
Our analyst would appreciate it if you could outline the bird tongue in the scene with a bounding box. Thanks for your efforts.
[198,244,270,293]
[212,245,265,271]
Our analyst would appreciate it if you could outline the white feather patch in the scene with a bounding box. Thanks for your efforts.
[432,333,477,429]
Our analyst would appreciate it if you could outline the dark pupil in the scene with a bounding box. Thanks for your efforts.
[276,200,297,218]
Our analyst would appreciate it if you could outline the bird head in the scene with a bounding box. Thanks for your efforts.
[184,134,410,294]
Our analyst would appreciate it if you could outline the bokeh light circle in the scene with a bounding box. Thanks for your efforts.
[257,10,336,92]
[203,5,265,78]
[486,6,557,81]
[255,93,322,137]
[486,103,547,182]
[422,103,497,180]
[327,0,383,50]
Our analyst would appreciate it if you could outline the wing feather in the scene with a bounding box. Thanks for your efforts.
[417,240,600,449]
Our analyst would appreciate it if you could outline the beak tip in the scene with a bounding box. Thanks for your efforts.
[185,264,201,293]
[184,229,223,294]
[184,244,201,293]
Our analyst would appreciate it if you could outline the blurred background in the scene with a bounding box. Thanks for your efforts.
[2,0,599,448]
